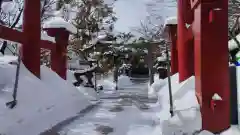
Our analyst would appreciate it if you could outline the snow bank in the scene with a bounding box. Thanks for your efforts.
[153,73,240,135]
[148,75,167,98]
[0,55,18,64]
[76,86,99,101]
[0,56,91,135]
[43,16,77,34]
[152,74,202,134]
[157,73,180,104]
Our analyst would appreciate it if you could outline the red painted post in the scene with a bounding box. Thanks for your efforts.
[53,31,69,80]
[192,0,230,133]
[168,25,178,74]
[45,28,69,80]
[177,0,194,82]
[22,0,41,77]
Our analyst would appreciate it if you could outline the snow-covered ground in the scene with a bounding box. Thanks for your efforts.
[0,55,239,135]
[59,73,239,135]
[0,56,92,135]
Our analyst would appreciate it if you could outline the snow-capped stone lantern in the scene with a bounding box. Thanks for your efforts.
[163,16,178,75]
[43,17,77,80]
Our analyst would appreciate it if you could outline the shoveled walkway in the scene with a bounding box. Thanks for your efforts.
[42,77,160,135]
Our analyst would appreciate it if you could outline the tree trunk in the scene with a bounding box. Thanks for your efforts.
[148,44,154,85]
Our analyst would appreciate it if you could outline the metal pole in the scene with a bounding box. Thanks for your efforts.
[6,49,21,109]
[94,60,98,92]
[165,40,174,117]
[94,11,100,92]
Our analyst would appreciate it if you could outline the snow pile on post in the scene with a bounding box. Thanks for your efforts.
[43,16,78,34]
[164,16,177,26]
[0,56,91,135]
[228,34,240,51]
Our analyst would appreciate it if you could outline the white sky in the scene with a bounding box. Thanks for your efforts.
[114,0,176,33]
[1,0,176,35]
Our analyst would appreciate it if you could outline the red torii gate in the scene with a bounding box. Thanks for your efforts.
[166,0,230,133]
[0,0,70,79]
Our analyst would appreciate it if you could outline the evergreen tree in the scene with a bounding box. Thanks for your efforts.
[68,0,117,59]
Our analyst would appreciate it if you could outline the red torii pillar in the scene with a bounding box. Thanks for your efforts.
[0,0,70,80]
[191,0,230,133]
[177,0,194,82]
[22,0,41,77]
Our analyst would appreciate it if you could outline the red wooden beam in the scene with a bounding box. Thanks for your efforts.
[177,0,194,82]
[0,25,56,50]
[0,25,24,43]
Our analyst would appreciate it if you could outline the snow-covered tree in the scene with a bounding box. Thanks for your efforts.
[68,0,117,58]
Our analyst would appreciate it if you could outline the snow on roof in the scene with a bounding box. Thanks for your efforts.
[43,17,77,34]
[229,34,240,51]
[164,16,177,26]
[41,32,55,43]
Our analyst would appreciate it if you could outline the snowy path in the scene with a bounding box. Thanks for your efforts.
[58,99,158,135]
[42,77,160,135]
